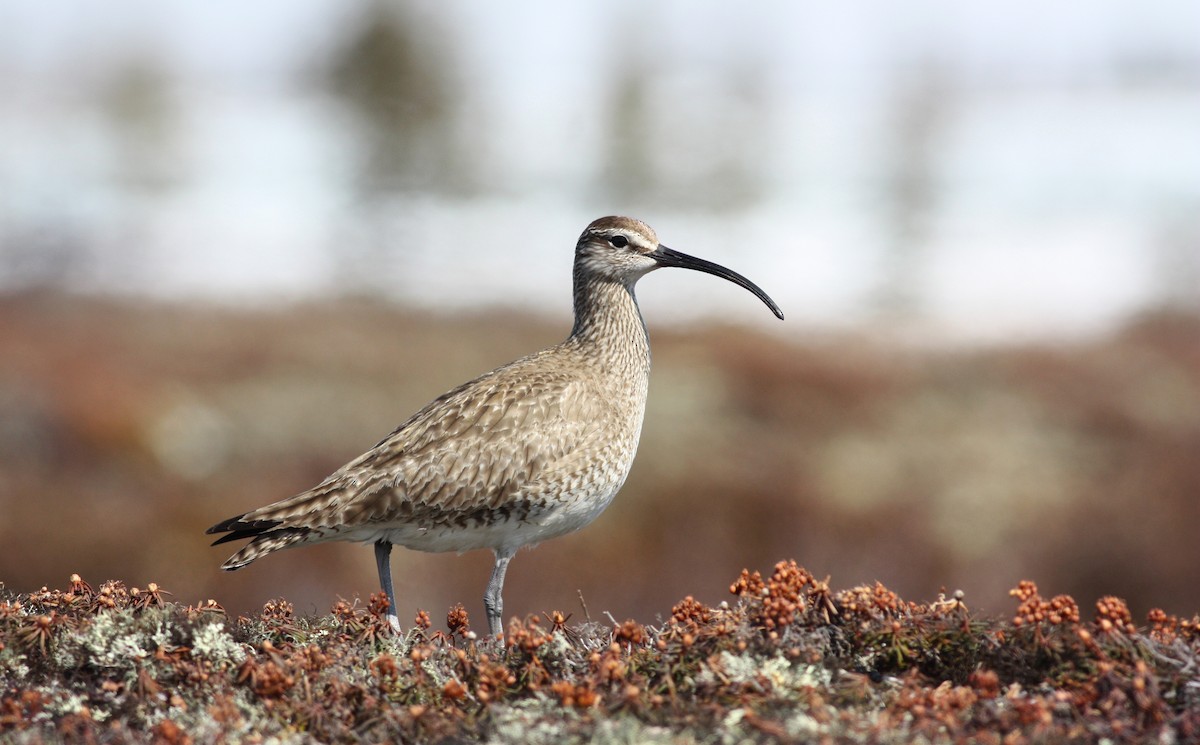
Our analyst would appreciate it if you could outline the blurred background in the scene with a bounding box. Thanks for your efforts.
[1,0,1198,625]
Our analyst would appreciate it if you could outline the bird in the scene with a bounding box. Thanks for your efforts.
[207,216,783,637]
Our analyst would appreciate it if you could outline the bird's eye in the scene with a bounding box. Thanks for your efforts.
[609,235,629,248]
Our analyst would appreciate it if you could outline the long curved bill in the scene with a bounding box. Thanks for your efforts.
[651,245,784,320]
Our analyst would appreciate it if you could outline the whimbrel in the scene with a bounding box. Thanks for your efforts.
[208,216,783,636]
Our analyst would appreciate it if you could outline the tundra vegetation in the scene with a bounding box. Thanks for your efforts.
[2,565,1198,743]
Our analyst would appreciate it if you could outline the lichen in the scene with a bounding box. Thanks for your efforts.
[487,695,582,745]
[190,621,247,665]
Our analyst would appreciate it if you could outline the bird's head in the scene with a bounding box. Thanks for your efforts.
[575,216,784,320]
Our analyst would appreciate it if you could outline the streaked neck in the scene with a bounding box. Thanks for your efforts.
[567,271,651,372]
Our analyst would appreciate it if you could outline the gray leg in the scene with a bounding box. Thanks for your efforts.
[483,548,516,638]
[374,541,400,632]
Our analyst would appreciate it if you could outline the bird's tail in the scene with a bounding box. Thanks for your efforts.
[208,523,310,570]
[207,477,353,569]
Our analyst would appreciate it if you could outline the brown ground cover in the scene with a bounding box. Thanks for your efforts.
[1,567,1197,742]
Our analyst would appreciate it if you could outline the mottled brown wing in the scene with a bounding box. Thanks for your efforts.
[232,354,611,533]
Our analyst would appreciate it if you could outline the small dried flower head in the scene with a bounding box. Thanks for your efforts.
[369,653,399,681]
[1010,581,1079,628]
[1009,580,1039,603]
[331,599,355,622]
[550,680,597,709]
[545,610,572,632]
[446,604,471,637]
[68,574,93,598]
[262,599,294,621]
[613,619,647,646]
[745,561,815,631]
[730,568,766,597]
[505,616,551,654]
[19,612,61,655]
[671,596,713,628]
[836,581,902,620]
[367,591,391,618]
[443,679,468,700]
[1095,596,1136,635]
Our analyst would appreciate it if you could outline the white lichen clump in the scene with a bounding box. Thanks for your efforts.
[190,621,247,665]
[78,612,150,669]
